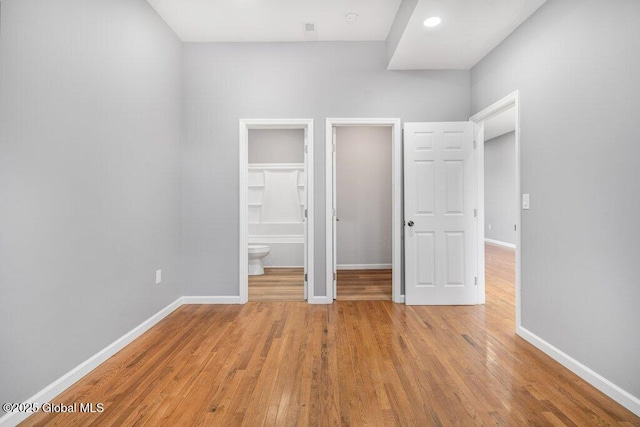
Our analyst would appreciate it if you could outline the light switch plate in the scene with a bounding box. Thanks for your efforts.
[156,269,162,284]
[522,194,530,210]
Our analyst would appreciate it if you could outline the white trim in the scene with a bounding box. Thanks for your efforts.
[239,119,314,305]
[470,91,521,329]
[239,122,249,304]
[248,163,304,170]
[325,118,403,304]
[249,236,304,244]
[181,296,242,304]
[307,295,333,305]
[518,326,640,417]
[337,263,392,270]
[470,91,519,123]
[474,122,486,305]
[0,298,183,427]
[484,238,516,249]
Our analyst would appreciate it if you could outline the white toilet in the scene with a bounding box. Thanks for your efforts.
[248,244,270,275]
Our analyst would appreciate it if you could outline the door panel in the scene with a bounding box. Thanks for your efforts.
[404,122,477,305]
[416,161,435,214]
[445,231,465,286]
[445,160,464,214]
[416,232,436,287]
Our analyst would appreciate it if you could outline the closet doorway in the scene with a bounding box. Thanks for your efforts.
[325,119,402,302]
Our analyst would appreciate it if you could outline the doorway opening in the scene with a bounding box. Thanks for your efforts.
[239,119,314,304]
[470,91,521,329]
[335,126,393,301]
[325,119,402,303]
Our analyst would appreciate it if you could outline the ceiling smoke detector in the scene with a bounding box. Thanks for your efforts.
[345,12,359,23]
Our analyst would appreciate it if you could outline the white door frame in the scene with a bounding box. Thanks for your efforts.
[239,119,314,304]
[469,90,522,329]
[325,118,403,303]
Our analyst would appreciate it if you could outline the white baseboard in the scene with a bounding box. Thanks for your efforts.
[308,295,333,304]
[484,238,516,249]
[0,298,183,427]
[517,326,640,417]
[337,263,392,270]
[181,296,242,304]
[249,236,304,244]
[393,294,406,304]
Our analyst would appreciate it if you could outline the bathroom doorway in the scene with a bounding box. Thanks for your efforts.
[325,119,402,302]
[239,119,314,304]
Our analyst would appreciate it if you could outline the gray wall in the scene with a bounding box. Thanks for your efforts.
[484,131,516,245]
[182,42,470,297]
[471,0,640,398]
[336,126,392,266]
[248,129,304,164]
[0,0,182,405]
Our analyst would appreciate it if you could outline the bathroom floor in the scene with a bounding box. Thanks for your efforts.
[249,268,305,301]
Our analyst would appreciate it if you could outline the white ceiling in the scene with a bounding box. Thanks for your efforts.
[388,0,547,70]
[146,0,402,42]
[485,106,515,141]
[146,0,547,70]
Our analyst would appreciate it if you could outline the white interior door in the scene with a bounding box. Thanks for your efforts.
[403,122,477,305]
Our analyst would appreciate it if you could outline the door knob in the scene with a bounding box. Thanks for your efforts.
[407,220,414,227]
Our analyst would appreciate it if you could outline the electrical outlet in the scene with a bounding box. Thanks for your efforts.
[155,269,162,284]
[488,224,492,230]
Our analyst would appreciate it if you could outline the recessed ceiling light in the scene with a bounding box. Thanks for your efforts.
[345,12,359,23]
[423,16,441,27]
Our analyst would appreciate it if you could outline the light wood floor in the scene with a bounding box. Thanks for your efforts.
[337,269,392,301]
[249,268,392,301]
[249,268,305,302]
[23,244,640,426]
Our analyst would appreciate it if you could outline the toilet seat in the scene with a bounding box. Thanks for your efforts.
[248,244,270,253]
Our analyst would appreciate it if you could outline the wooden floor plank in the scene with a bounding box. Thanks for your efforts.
[337,269,392,301]
[22,244,640,426]
[248,268,305,302]
[249,267,392,302]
